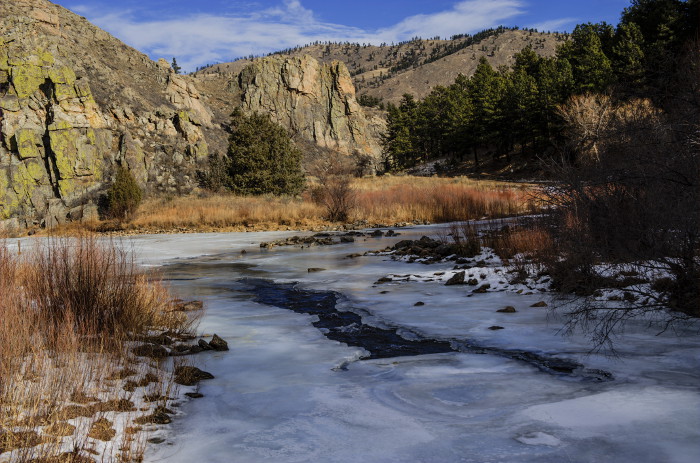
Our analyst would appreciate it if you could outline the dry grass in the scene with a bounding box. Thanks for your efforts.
[486,224,553,262]
[60,176,538,235]
[129,194,324,231]
[353,177,536,224]
[0,237,197,462]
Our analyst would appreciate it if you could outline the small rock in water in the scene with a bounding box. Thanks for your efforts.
[188,345,204,354]
[488,325,505,330]
[375,276,393,284]
[185,392,204,399]
[472,284,491,293]
[445,271,466,286]
[209,334,229,351]
[174,366,215,386]
[174,300,204,311]
[497,306,517,313]
[198,339,212,351]
[307,267,326,273]
[414,301,425,306]
[531,301,548,307]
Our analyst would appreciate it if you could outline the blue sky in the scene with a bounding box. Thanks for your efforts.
[53,0,631,72]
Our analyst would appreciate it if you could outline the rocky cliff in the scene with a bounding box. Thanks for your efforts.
[0,1,385,231]
[0,0,215,230]
[234,55,383,160]
[192,55,385,168]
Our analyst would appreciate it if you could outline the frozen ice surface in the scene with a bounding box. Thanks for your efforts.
[104,226,699,463]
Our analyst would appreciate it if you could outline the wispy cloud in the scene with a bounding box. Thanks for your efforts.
[80,0,527,72]
[528,17,577,32]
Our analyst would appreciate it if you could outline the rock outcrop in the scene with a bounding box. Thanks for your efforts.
[0,1,384,229]
[0,0,213,228]
[235,55,383,161]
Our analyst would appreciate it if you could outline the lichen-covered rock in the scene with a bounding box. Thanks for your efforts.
[237,55,383,162]
[0,1,216,227]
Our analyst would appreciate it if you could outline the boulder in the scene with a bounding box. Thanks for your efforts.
[208,334,229,351]
[445,271,465,286]
[472,284,491,294]
[174,366,215,386]
[132,343,168,358]
[497,306,517,313]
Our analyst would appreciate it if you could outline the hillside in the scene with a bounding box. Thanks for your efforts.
[0,0,383,230]
[0,0,219,229]
[195,28,566,104]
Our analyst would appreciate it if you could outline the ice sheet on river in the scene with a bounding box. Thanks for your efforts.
[112,228,699,463]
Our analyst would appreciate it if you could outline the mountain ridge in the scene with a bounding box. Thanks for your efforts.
[194,28,566,104]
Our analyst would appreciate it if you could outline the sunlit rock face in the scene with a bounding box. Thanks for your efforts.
[237,55,384,161]
[0,0,213,228]
[0,1,385,230]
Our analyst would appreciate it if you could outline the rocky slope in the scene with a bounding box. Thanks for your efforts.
[0,0,382,231]
[197,29,566,104]
[0,0,215,230]
[234,55,383,159]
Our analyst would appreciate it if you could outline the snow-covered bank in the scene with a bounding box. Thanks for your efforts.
[116,226,699,463]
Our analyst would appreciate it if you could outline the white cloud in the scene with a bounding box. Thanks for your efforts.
[83,0,527,72]
[377,1,524,42]
[528,17,577,32]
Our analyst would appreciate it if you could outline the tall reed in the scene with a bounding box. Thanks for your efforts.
[0,237,194,462]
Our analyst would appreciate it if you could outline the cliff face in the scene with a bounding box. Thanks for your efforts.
[234,55,383,160]
[0,0,213,230]
[0,1,384,231]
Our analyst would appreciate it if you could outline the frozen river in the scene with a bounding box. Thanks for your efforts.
[118,225,700,463]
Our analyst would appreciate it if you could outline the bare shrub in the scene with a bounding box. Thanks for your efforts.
[22,235,173,345]
[0,238,198,462]
[539,93,699,349]
[447,222,482,257]
[308,156,357,223]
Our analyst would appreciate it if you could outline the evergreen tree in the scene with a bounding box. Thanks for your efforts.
[468,57,503,167]
[171,58,182,74]
[106,166,142,220]
[382,95,420,170]
[612,22,645,84]
[223,109,305,196]
[559,23,614,93]
[443,74,474,160]
[501,67,538,157]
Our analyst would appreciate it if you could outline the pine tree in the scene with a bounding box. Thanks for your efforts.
[171,58,182,74]
[612,22,645,84]
[559,23,614,93]
[382,95,420,170]
[224,109,305,196]
[468,57,502,167]
[106,166,142,220]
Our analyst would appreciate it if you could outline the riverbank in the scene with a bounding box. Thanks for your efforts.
[7,176,539,238]
[0,237,212,463]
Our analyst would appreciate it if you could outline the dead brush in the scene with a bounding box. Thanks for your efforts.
[354,181,534,224]
[0,238,197,462]
[482,222,554,283]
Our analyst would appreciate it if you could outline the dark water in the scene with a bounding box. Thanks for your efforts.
[242,278,613,381]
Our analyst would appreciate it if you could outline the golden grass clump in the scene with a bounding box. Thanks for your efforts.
[0,237,197,462]
[87,176,538,234]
